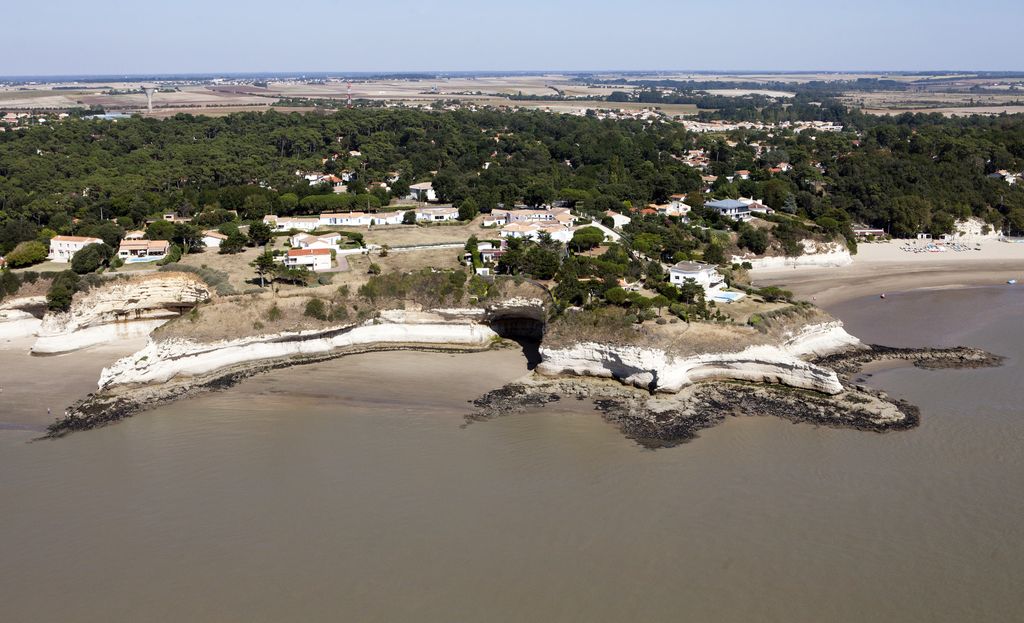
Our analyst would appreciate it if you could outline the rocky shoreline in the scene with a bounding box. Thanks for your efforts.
[470,344,1002,448]
[43,327,1002,446]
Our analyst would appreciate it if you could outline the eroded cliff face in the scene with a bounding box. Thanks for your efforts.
[98,310,501,389]
[536,322,865,395]
[0,296,45,340]
[738,240,853,271]
[32,273,211,354]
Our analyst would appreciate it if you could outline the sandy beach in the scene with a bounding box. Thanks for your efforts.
[0,336,148,431]
[753,240,1024,306]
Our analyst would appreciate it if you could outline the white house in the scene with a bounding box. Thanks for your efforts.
[604,210,632,230]
[284,248,332,272]
[666,195,692,217]
[499,222,576,243]
[291,232,342,251]
[117,239,170,263]
[669,261,726,294]
[494,207,573,224]
[482,213,506,227]
[47,235,103,263]
[318,211,404,228]
[416,207,459,222]
[987,170,1020,185]
[263,215,320,232]
[202,230,228,248]
[738,197,774,216]
[407,182,437,202]
[705,199,753,221]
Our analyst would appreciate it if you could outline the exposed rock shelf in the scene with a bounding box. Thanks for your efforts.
[537,321,863,395]
[471,343,1002,448]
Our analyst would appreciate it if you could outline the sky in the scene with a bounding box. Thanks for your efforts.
[2,0,1022,76]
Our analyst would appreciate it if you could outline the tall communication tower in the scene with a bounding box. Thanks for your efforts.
[141,85,156,112]
[346,82,353,108]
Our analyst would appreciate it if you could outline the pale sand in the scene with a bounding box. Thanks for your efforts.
[753,241,1024,306]
[0,332,530,433]
[0,336,148,431]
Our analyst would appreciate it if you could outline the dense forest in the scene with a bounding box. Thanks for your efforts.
[2,106,1024,259]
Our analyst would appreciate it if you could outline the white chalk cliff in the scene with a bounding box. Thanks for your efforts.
[536,321,864,395]
[33,274,211,354]
[0,296,46,340]
[99,312,499,389]
[738,240,853,271]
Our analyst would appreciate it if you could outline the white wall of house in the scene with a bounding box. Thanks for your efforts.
[47,237,102,263]
[669,264,725,293]
[416,208,459,222]
[284,253,332,272]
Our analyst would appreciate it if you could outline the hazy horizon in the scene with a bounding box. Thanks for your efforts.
[3,0,1022,76]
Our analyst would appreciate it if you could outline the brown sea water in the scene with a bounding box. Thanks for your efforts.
[1,287,1022,622]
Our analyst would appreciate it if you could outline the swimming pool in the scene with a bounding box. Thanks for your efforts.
[712,291,746,303]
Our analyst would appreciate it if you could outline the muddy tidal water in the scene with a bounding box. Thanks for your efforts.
[1,287,1023,622]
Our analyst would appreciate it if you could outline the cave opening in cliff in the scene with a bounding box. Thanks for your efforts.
[488,316,544,369]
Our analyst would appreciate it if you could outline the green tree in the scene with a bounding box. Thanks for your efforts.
[71,243,114,274]
[247,221,273,247]
[402,210,417,225]
[219,231,248,254]
[703,243,726,265]
[241,194,273,220]
[76,221,123,248]
[146,220,176,241]
[250,251,277,287]
[523,183,555,207]
[458,198,479,221]
[569,226,605,252]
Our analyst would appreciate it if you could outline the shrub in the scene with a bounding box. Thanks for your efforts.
[266,304,282,321]
[738,228,769,254]
[757,286,792,302]
[157,244,183,266]
[357,268,472,307]
[329,305,349,321]
[46,270,81,312]
[368,263,382,275]
[1,269,22,297]
[304,298,328,320]
[158,263,235,295]
[6,241,48,268]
